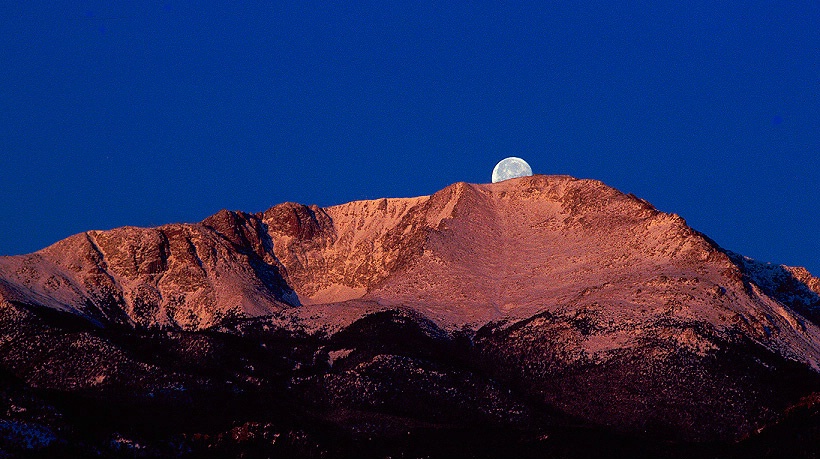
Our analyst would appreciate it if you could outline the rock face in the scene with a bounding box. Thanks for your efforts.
[0,210,296,330]
[1,175,820,457]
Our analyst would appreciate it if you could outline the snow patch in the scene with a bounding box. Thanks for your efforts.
[301,284,366,305]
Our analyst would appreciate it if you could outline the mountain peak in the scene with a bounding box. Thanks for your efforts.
[1,175,819,368]
[4,176,820,455]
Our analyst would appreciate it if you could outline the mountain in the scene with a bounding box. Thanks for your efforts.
[1,174,819,457]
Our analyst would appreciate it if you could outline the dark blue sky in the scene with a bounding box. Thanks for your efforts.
[1,1,818,272]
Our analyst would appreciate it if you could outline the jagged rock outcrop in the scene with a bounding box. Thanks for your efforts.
[0,211,296,330]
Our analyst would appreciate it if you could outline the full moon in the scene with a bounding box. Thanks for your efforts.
[491,157,533,183]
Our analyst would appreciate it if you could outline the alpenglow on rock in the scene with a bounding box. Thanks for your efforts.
[1,174,819,457]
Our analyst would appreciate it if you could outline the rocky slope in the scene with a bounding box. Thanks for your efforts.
[0,210,297,330]
[1,174,819,456]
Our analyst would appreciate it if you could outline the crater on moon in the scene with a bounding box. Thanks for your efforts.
[492,157,533,183]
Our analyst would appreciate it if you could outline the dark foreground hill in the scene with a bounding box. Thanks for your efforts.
[1,175,819,457]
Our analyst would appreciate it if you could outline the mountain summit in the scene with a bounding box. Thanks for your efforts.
[2,175,820,456]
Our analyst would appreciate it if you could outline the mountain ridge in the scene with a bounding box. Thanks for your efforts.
[2,174,820,455]
[2,175,819,339]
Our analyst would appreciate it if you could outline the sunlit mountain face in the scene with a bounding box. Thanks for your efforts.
[1,176,820,457]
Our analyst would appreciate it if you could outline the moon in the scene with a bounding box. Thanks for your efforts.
[492,157,533,183]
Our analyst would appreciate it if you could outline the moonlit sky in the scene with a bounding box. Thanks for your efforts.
[1,2,818,272]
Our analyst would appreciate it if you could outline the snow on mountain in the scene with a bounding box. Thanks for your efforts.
[1,174,819,368]
[3,174,820,455]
